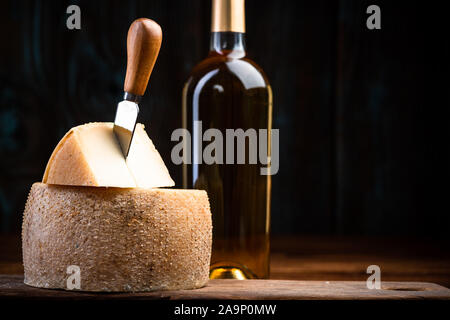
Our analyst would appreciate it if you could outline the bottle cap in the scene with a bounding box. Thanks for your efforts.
[211,0,246,33]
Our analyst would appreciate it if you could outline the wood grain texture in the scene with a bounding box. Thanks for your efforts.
[245,0,338,234]
[124,18,162,96]
[270,236,450,288]
[0,0,208,233]
[335,0,450,235]
[0,275,449,300]
[0,0,449,237]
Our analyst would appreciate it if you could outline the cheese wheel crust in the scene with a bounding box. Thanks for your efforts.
[22,183,212,292]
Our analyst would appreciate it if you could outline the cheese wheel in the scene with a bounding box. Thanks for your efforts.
[22,183,212,292]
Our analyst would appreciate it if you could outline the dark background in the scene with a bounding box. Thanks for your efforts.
[0,0,448,238]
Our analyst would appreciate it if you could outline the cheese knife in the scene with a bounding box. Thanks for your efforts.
[114,18,162,157]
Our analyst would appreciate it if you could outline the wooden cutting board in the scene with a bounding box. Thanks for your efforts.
[1,275,449,300]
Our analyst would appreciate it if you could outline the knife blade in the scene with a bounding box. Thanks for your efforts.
[114,18,162,157]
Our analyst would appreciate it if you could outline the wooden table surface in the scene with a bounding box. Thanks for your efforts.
[1,234,449,299]
[1,276,449,300]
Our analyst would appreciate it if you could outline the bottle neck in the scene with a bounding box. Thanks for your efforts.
[209,32,246,57]
[210,0,246,57]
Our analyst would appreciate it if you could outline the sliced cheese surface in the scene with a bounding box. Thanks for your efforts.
[126,125,175,188]
[22,183,212,292]
[43,122,174,188]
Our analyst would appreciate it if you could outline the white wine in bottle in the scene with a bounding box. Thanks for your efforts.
[182,0,272,279]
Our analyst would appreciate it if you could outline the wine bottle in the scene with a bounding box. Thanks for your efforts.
[182,0,272,279]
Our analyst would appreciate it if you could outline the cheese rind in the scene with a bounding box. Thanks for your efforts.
[43,122,175,188]
[43,130,100,186]
[22,183,212,292]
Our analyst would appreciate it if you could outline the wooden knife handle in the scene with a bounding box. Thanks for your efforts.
[124,18,162,97]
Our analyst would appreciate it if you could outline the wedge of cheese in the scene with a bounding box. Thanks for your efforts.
[43,122,175,188]
[22,183,212,292]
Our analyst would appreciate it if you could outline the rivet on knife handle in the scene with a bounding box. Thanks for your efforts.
[114,18,162,158]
